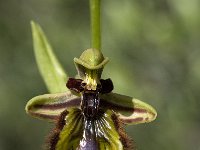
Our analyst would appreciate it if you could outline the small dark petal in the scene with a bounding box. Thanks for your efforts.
[100,78,114,94]
[66,78,83,93]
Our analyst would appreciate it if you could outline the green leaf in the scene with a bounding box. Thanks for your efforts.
[101,93,157,125]
[25,91,80,121]
[31,21,68,93]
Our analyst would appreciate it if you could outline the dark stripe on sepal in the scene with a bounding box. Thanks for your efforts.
[33,98,81,110]
[29,112,58,120]
[100,99,133,112]
[121,117,144,124]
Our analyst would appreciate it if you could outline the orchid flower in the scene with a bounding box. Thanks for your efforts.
[25,21,157,150]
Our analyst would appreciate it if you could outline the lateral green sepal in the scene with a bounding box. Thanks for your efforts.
[100,93,157,125]
[25,91,80,121]
[74,48,109,79]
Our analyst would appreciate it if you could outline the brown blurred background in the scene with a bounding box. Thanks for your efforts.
[0,0,200,149]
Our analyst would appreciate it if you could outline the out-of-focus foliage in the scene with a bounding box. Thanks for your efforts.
[0,0,199,150]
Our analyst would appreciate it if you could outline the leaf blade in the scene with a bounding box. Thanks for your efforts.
[31,21,68,93]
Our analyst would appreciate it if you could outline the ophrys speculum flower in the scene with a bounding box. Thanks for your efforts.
[25,22,157,150]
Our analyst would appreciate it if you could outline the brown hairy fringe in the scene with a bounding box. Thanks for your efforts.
[45,110,69,150]
[111,113,135,150]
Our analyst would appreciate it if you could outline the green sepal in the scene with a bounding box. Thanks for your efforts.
[100,93,157,125]
[25,91,80,121]
[74,48,109,79]
[31,21,68,93]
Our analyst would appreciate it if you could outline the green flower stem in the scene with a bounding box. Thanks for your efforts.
[90,0,101,51]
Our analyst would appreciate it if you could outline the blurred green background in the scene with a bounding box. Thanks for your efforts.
[0,0,200,149]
